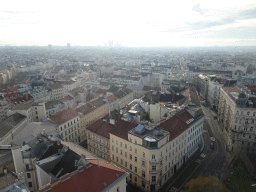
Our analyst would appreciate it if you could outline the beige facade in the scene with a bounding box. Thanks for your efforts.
[9,102,46,123]
[118,92,134,109]
[150,103,170,123]
[87,130,110,161]
[57,116,80,143]
[110,127,186,192]
[218,86,256,152]
[78,100,110,142]
[49,84,64,100]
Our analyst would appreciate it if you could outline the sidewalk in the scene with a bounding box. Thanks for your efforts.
[161,147,203,192]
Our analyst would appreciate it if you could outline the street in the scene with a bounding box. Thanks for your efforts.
[160,106,230,192]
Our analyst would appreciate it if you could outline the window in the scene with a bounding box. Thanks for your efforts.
[125,144,127,149]
[120,150,123,155]
[116,140,118,145]
[142,180,145,188]
[112,146,114,151]
[130,154,132,160]
[26,164,29,170]
[117,187,120,192]
[135,157,137,162]
[135,166,137,173]
[130,164,132,170]
[121,159,123,165]
[152,154,155,159]
[143,152,145,158]
[116,148,118,153]
[120,142,122,147]
[27,173,31,178]
[125,152,127,158]
[160,160,163,166]
[152,166,156,171]
[130,146,132,151]
[125,162,127,167]
[112,138,114,143]
[247,112,250,116]
[142,161,146,167]
[135,176,137,182]
[28,182,32,188]
[112,155,114,160]
[135,148,137,154]
[116,157,118,162]
[152,176,156,182]
[135,139,137,144]
[142,170,145,178]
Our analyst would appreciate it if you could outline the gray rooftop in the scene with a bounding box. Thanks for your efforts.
[12,120,58,146]
[0,113,27,139]
[129,125,169,141]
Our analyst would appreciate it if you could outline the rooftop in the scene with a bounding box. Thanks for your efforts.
[45,100,63,110]
[129,125,169,145]
[0,113,26,139]
[48,84,63,90]
[76,97,106,115]
[43,159,127,192]
[12,120,58,146]
[50,108,79,125]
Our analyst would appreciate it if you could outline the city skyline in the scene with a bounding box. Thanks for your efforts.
[1,0,256,47]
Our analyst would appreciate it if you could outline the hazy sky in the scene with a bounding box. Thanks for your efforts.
[1,0,256,47]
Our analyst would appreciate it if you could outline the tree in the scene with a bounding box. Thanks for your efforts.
[181,176,230,192]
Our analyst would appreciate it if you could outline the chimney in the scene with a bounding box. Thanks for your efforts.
[109,119,115,125]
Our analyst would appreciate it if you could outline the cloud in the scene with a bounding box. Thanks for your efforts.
[192,3,208,15]
[238,7,256,20]
[187,7,256,30]
[1,11,39,14]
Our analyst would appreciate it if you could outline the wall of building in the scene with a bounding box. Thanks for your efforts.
[58,116,80,143]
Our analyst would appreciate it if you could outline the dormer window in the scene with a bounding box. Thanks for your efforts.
[247,112,250,116]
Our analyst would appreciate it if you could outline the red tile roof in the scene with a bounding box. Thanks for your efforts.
[189,87,201,106]
[157,110,192,141]
[62,95,74,101]
[69,87,85,97]
[109,120,137,141]
[50,108,79,125]
[96,88,107,95]
[76,97,106,115]
[106,95,117,103]
[43,159,126,192]
[176,109,194,125]
[222,86,241,94]
[86,117,136,140]
[245,85,256,92]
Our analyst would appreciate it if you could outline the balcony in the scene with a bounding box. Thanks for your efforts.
[149,169,159,174]
[231,129,243,133]
[150,159,159,164]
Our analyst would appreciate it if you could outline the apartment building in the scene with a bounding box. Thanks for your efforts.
[86,117,136,162]
[218,86,256,152]
[50,108,80,143]
[110,109,204,192]
[76,97,110,142]
[48,84,64,100]
[9,102,46,123]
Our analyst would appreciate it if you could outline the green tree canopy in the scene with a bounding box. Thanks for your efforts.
[181,176,230,192]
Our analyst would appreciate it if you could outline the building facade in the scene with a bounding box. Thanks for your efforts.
[218,86,256,152]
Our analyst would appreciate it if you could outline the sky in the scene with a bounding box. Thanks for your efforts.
[1,0,256,47]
